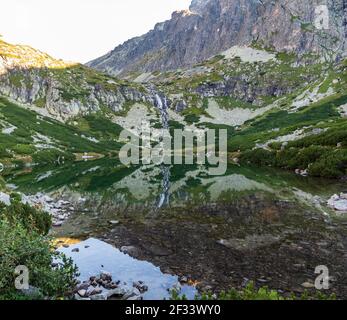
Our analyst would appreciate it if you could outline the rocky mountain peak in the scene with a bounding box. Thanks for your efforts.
[0,39,71,71]
[189,0,210,13]
[87,0,346,77]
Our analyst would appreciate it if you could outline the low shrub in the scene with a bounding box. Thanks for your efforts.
[32,149,74,164]
[0,194,51,235]
[240,149,275,166]
[11,144,36,155]
[170,282,336,301]
[241,146,347,178]
[0,198,78,300]
[0,219,78,299]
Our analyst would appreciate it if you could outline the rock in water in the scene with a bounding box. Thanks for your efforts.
[327,194,347,211]
[90,293,108,300]
[77,289,87,297]
[100,271,112,281]
[107,288,126,299]
[334,200,347,212]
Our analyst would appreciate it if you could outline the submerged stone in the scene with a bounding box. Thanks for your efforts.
[327,194,347,211]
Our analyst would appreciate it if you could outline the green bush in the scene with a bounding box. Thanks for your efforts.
[0,177,5,191]
[12,127,33,139]
[0,198,78,299]
[11,144,36,155]
[0,219,78,299]
[0,146,12,158]
[268,141,282,151]
[184,114,200,124]
[170,282,336,301]
[241,146,347,178]
[32,150,75,164]
[308,150,347,178]
[275,146,327,170]
[289,127,347,148]
[240,149,275,166]
[0,195,51,235]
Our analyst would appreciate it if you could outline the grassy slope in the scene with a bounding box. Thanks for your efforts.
[2,37,347,178]
[0,97,123,165]
[160,51,347,178]
[236,60,347,178]
[152,51,324,110]
[0,38,146,117]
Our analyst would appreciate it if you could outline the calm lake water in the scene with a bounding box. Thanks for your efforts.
[4,158,347,298]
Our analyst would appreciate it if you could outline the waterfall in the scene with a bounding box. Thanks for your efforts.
[156,165,171,208]
[154,94,169,129]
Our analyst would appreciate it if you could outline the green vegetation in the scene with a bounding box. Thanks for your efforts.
[227,57,347,178]
[214,96,255,110]
[240,123,347,178]
[184,113,200,124]
[318,73,336,94]
[301,23,314,32]
[0,194,51,234]
[0,97,124,165]
[73,113,123,146]
[171,282,336,301]
[151,51,347,179]
[12,144,37,155]
[5,158,137,194]
[0,176,5,190]
[34,96,46,108]
[181,104,210,124]
[0,196,78,300]
[158,46,324,110]
[1,37,346,180]
[228,92,345,151]
[9,73,24,87]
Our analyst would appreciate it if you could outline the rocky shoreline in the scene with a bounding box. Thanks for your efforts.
[3,187,346,299]
[23,192,76,227]
[93,197,347,298]
[57,238,196,300]
[73,271,148,301]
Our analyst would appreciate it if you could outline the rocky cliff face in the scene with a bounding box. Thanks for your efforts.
[0,39,165,121]
[87,0,347,77]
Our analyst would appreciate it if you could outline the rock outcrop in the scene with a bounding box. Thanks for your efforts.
[87,0,347,77]
[0,39,168,121]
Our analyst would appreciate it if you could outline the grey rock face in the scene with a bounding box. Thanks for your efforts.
[0,67,147,121]
[88,0,347,77]
[0,40,172,122]
[189,0,211,13]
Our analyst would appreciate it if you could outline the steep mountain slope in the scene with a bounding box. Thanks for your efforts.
[0,39,157,122]
[0,39,165,166]
[134,45,347,178]
[87,0,347,77]
[1,35,346,178]
[0,96,123,166]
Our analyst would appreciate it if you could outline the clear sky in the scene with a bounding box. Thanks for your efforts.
[0,0,191,63]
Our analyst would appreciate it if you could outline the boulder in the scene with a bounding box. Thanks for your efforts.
[90,293,108,300]
[77,289,87,297]
[334,200,347,211]
[100,271,112,281]
[120,246,138,255]
[107,288,126,299]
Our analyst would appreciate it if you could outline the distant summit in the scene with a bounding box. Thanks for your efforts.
[189,0,210,13]
[87,0,347,77]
